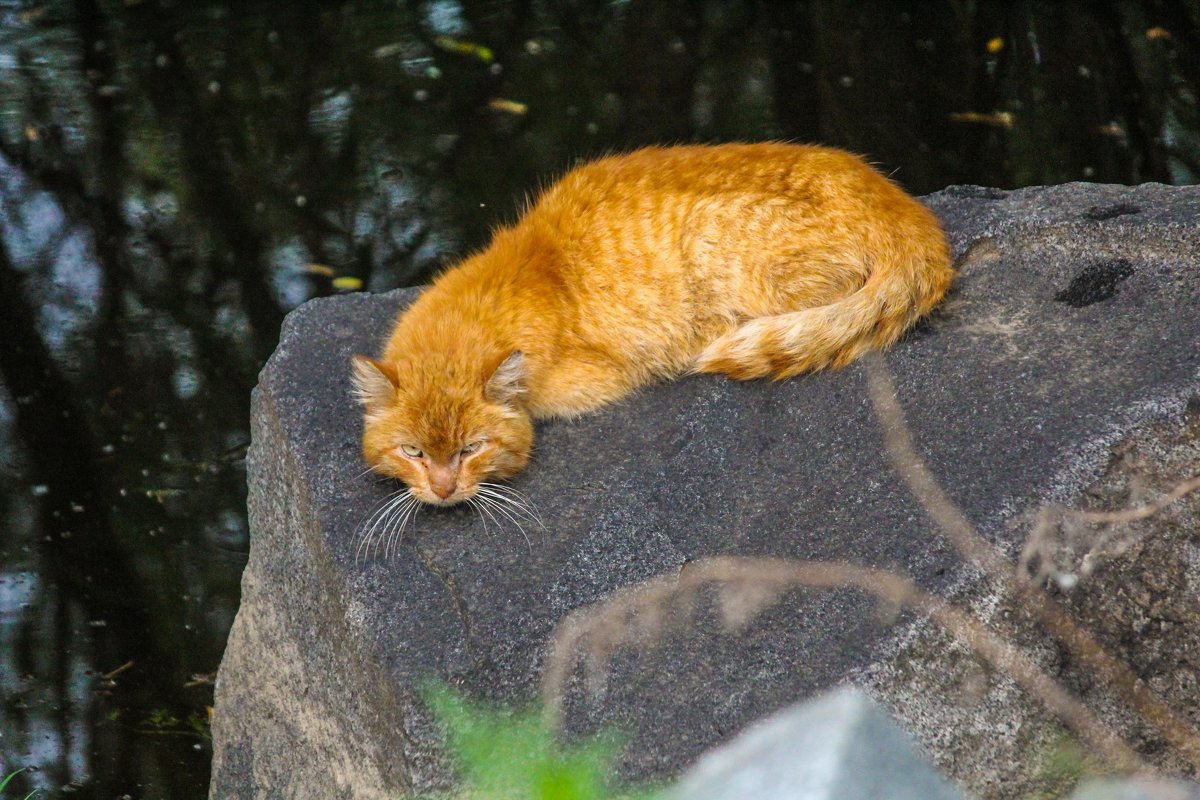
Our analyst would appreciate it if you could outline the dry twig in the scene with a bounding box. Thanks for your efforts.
[863,352,1200,771]
[1018,474,1200,589]
[536,352,1200,777]
[540,555,1142,770]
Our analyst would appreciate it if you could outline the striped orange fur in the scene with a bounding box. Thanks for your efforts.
[353,143,953,505]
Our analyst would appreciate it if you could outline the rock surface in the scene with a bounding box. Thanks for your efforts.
[209,182,1200,799]
[668,688,968,800]
[1069,778,1200,800]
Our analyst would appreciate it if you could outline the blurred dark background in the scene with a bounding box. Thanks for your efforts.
[0,0,1196,796]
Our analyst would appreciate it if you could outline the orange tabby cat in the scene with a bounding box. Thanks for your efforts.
[353,143,953,506]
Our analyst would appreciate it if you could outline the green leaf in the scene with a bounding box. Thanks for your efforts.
[0,769,23,792]
[1,769,42,800]
[418,682,658,800]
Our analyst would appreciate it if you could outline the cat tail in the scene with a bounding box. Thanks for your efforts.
[693,248,954,380]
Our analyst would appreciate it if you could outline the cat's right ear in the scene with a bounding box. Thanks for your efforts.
[485,350,527,407]
[351,355,397,412]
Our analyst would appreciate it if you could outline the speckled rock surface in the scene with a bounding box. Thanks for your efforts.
[1069,778,1200,800]
[209,182,1200,799]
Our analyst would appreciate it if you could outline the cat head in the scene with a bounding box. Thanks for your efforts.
[351,351,533,506]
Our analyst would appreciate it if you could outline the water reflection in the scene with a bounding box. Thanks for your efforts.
[0,1,1196,796]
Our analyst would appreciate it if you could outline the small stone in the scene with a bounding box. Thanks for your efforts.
[669,689,967,800]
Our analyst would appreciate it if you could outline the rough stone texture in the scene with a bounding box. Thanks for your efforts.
[209,182,1200,799]
[1070,778,1200,800]
[852,185,1200,798]
[668,688,968,800]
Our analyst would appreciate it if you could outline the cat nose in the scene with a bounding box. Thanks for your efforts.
[428,462,458,499]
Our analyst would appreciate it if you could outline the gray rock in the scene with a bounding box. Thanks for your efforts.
[668,688,969,800]
[209,182,1200,799]
[1069,778,1200,800]
[852,184,1200,798]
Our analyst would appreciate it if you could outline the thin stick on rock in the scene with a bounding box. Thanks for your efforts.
[540,555,1143,771]
[863,352,1200,771]
[1078,474,1200,524]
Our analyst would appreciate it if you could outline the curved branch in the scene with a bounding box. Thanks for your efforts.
[541,555,1142,772]
[863,352,1200,771]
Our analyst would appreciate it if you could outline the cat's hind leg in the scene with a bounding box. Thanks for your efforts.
[696,246,951,380]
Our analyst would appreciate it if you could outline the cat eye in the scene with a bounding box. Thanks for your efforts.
[461,440,483,455]
[399,444,423,458]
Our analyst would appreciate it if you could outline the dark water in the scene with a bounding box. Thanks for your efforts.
[0,1,1195,796]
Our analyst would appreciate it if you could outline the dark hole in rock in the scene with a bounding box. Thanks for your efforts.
[1054,258,1135,308]
[1084,203,1142,221]
[1186,394,1200,420]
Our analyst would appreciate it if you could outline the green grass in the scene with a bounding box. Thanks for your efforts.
[0,769,39,800]
[420,684,662,800]
[1024,728,1109,800]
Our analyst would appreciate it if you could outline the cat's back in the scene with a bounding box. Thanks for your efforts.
[537,143,880,213]
[524,143,915,262]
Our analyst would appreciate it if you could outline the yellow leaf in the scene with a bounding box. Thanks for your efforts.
[305,263,336,277]
[434,35,494,63]
[332,276,363,291]
[986,37,1004,54]
[1145,27,1172,41]
[949,111,1013,129]
[488,98,528,115]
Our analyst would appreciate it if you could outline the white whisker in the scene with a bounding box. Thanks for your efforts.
[476,485,538,516]
[386,498,421,559]
[467,497,494,539]
[472,495,506,540]
[476,494,532,552]
[357,489,418,564]
[466,498,481,532]
[478,482,546,530]
[479,481,534,503]
[475,490,541,532]
[380,495,419,560]
[367,496,404,563]
[355,488,407,564]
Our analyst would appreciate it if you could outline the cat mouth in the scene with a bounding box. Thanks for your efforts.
[416,488,474,507]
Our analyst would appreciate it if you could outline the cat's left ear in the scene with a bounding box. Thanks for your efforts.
[485,351,527,407]
[351,355,397,412]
